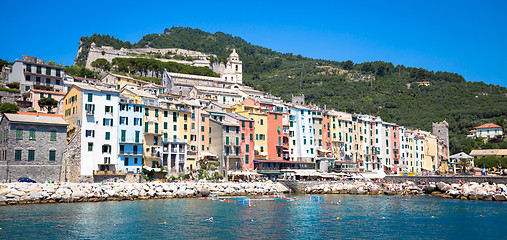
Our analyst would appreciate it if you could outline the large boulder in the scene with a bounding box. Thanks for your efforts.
[436,182,450,191]
[493,194,506,201]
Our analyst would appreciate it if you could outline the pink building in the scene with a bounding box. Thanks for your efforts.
[29,89,66,113]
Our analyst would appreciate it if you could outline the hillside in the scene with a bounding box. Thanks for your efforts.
[76,27,507,154]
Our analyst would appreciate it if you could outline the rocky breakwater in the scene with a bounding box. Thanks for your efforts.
[301,181,423,195]
[422,182,507,201]
[0,181,290,206]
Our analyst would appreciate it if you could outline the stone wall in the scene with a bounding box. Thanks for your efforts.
[0,118,67,183]
[384,176,507,184]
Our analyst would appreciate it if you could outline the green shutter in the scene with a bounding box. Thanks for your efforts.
[15,150,22,160]
[16,129,23,139]
[88,93,93,102]
[49,150,56,161]
[50,131,56,140]
[29,130,35,140]
[105,132,110,140]
[135,131,140,143]
[28,150,35,161]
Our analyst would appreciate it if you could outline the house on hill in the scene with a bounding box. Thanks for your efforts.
[467,123,503,139]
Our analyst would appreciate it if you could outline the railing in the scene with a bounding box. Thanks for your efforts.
[119,151,142,156]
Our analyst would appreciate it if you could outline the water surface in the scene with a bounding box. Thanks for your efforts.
[0,194,505,239]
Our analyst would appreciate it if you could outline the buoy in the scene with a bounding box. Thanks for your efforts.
[307,202,310,204]
[338,200,341,203]
[331,202,333,204]
[431,216,434,218]
[58,225,60,227]
[336,217,340,220]
[253,205,256,207]
[268,204,270,206]
[295,203,297,205]
[480,215,483,217]
[164,222,167,224]
[282,203,284,205]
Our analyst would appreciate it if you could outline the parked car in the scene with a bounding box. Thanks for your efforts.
[18,178,36,183]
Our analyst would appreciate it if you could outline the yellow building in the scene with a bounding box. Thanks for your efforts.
[234,99,268,159]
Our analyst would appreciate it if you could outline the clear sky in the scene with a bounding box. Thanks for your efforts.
[1,0,506,87]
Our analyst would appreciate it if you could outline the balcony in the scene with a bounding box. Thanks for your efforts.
[119,151,142,156]
[86,110,94,116]
[119,137,142,144]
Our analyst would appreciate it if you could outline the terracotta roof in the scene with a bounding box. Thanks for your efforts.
[30,89,66,95]
[469,129,476,133]
[4,112,67,125]
[475,123,502,129]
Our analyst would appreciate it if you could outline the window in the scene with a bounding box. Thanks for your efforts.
[26,64,31,72]
[25,86,30,91]
[105,132,110,140]
[155,123,159,133]
[121,130,126,142]
[105,106,113,113]
[250,134,253,140]
[88,93,93,102]
[36,76,40,82]
[88,142,93,151]
[15,150,22,160]
[164,122,168,129]
[125,157,129,166]
[85,104,95,114]
[46,67,51,75]
[245,155,249,164]
[260,119,264,125]
[16,129,23,139]
[184,114,187,120]
[50,131,57,141]
[103,118,113,126]
[236,137,239,145]
[155,109,159,117]
[106,94,111,100]
[145,108,149,116]
[49,150,56,161]
[36,66,41,74]
[28,150,35,161]
[102,145,111,153]
[29,130,35,140]
[184,124,187,130]
[85,130,95,137]
[134,118,142,126]
[249,122,253,128]
[246,144,249,153]
[242,121,245,127]
[120,117,127,125]
[56,69,60,77]
[25,75,31,81]
[135,131,140,143]
[202,116,206,122]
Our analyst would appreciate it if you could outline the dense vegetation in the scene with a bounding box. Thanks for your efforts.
[111,57,219,78]
[76,27,507,154]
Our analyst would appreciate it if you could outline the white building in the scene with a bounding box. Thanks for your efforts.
[118,90,144,173]
[8,56,65,93]
[63,83,120,176]
[289,105,316,162]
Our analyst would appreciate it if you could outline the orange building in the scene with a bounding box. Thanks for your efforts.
[267,112,284,160]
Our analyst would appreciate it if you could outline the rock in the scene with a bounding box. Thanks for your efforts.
[155,187,163,193]
[436,182,449,191]
[162,184,171,192]
[493,194,506,201]
[147,189,156,197]
[199,189,210,197]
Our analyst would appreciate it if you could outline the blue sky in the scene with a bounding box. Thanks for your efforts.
[1,0,506,87]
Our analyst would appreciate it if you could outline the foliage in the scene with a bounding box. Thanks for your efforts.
[0,87,20,93]
[76,27,507,155]
[6,82,19,89]
[64,65,99,79]
[0,103,19,113]
[38,97,58,113]
[474,156,507,169]
[112,57,219,78]
[90,58,111,71]
[0,58,9,69]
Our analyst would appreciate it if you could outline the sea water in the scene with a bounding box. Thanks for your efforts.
[0,194,505,239]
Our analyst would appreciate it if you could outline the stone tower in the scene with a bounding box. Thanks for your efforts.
[292,94,305,105]
[432,121,449,147]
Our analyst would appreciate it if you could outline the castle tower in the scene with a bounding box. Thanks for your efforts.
[432,121,449,147]
[221,49,243,84]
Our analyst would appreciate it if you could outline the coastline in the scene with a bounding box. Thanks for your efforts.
[1,180,506,206]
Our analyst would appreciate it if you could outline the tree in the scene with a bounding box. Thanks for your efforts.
[6,82,19,89]
[0,103,19,113]
[91,58,111,71]
[47,60,56,66]
[343,60,354,70]
[38,98,58,113]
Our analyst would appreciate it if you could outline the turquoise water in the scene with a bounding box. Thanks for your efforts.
[0,194,505,239]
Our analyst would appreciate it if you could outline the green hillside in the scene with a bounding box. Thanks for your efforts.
[76,27,507,154]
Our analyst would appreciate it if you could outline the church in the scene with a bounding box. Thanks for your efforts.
[162,49,243,96]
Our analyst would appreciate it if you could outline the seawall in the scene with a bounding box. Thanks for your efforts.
[0,181,290,206]
[383,176,507,184]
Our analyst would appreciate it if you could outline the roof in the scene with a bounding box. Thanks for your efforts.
[449,152,473,159]
[469,129,477,133]
[123,88,157,99]
[470,149,507,156]
[475,123,502,129]
[3,112,67,126]
[193,85,241,96]
[72,82,119,93]
[30,89,66,95]
[226,112,253,122]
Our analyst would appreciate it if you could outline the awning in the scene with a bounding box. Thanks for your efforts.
[228,171,260,176]
[317,148,331,153]
[198,152,218,159]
